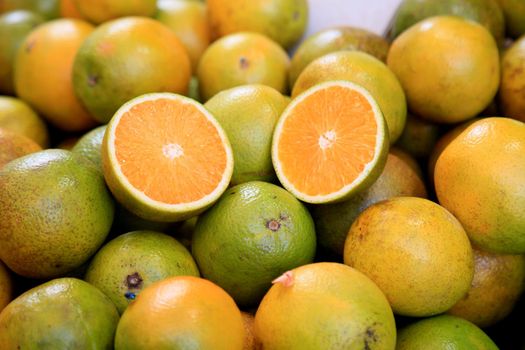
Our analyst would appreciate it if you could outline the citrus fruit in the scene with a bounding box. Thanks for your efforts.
[59,0,82,18]
[434,117,525,254]
[204,84,289,185]
[289,26,390,88]
[500,36,525,123]
[110,203,173,236]
[0,278,119,349]
[192,181,316,306]
[396,315,498,350]
[72,0,157,24]
[292,51,406,144]
[14,18,98,131]
[254,262,396,350]
[71,124,106,171]
[102,92,233,222]
[241,312,261,350]
[114,276,245,350]
[273,80,388,204]
[0,96,49,147]
[207,0,308,49]
[85,230,199,314]
[395,113,441,159]
[0,261,12,312]
[0,149,114,278]
[448,247,525,327]
[197,32,290,101]
[311,149,427,256]
[0,9,44,94]
[0,0,60,19]
[0,127,41,168]
[496,0,525,38]
[389,0,505,44]
[72,16,191,123]
[387,16,500,124]
[156,0,210,73]
[344,197,474,317]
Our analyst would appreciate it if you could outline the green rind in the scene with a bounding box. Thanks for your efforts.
[71,124,107,172]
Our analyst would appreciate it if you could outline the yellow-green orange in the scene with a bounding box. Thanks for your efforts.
[500,36,525,123]
[0,0,60,19]
[0,96,48,147]
[0,149,114,278]
[114,276,244,350]
[387,16,499,124]
[192,181,316,307]
[73,0,157,24]
[0,10,44,94]
[71,124,106,171]
[496,0,525,38]
[197,32,290,101]
[204,84,289,185]
[254,262,396,350]
[448,247,525,327]
[344,197,474,317]
[0,261,11,312]
[311,150,427,256]
[85,230,200,314]
[0,278,119,349]
[396,315,498,350]
[396,113,441,159]
[292,51,406,144]
[0,127,41,168]
[289,26,390,87]
[207,0,308,49]
[73,17,191,123]
[435,117,525,254]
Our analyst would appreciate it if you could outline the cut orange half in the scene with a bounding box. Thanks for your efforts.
[102,93,234,222]
[272,80,389,204]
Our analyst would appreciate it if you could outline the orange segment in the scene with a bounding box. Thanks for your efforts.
[272,81,388,204]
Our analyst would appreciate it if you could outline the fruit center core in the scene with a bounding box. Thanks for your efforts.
[318,130,336,150]
[162,143,184,160]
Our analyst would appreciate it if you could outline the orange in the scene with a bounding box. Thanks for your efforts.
[0,127,41,168]
[435,117,525,254]
[344,197,474,317]
[0,9,45,94]
[448,247,525,327]
[500,36,525,122]
[0,96,49,148]
[254,262,396,349]
[197,32,289,101]
[292,51,407,144]
[289,26,390,88]
[114,276,245,350]
[72,16,191,123]
[207,0,308,49]
[102,92,233,222]
[71,124,106,171]
[59,0,82,18]
[156,0,210,73]
[72,0,157,24]
[0,260,12,312]
[14,18,97,131]
[272,80,388,204]
[387,16,500,124]
[396,113,441,159]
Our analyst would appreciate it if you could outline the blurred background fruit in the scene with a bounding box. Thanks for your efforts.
[500,36,525,122]
[72,0,157,24]
[0,96,49,147]
[0,127,40,168]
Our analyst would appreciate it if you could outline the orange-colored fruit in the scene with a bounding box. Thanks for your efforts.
[448,247,525,327]
[59,0,82,18]
[102,92,233,222]
[500,36,525,123]
[272,80,388,204]
[197,32,290,101]
[207,0,308,49]
[114,276,245,350]
[292,51,407,144]
[0,127,41,168]
[156,0,210,73]
[0,96,49,148]
[73,16,191,123]
[14,18,97,131]
[434,117,525,254]
[254,262,396,349]
[289,26,390,88]
[0,9,44,94]
[0,260,12,312]
[72,0,157,24]
[311,149,427,256]
[387,16,500,124]
[344,197,474,317]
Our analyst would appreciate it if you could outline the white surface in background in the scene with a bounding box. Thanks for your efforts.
[306,0,403,37]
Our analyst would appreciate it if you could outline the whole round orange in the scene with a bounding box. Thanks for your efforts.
[14,18,97,131]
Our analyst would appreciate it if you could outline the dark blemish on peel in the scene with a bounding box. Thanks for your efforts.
[126,272,143,289]
[87,74,99,87]
[25,39,36,53]
[266,219,281,231]
[239,56,249,69]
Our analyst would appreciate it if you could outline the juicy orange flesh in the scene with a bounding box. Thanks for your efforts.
[277,85,378,196]
[114,98,228,204]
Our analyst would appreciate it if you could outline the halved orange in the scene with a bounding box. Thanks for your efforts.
[102,92,233,222]
[272,80,388,204]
